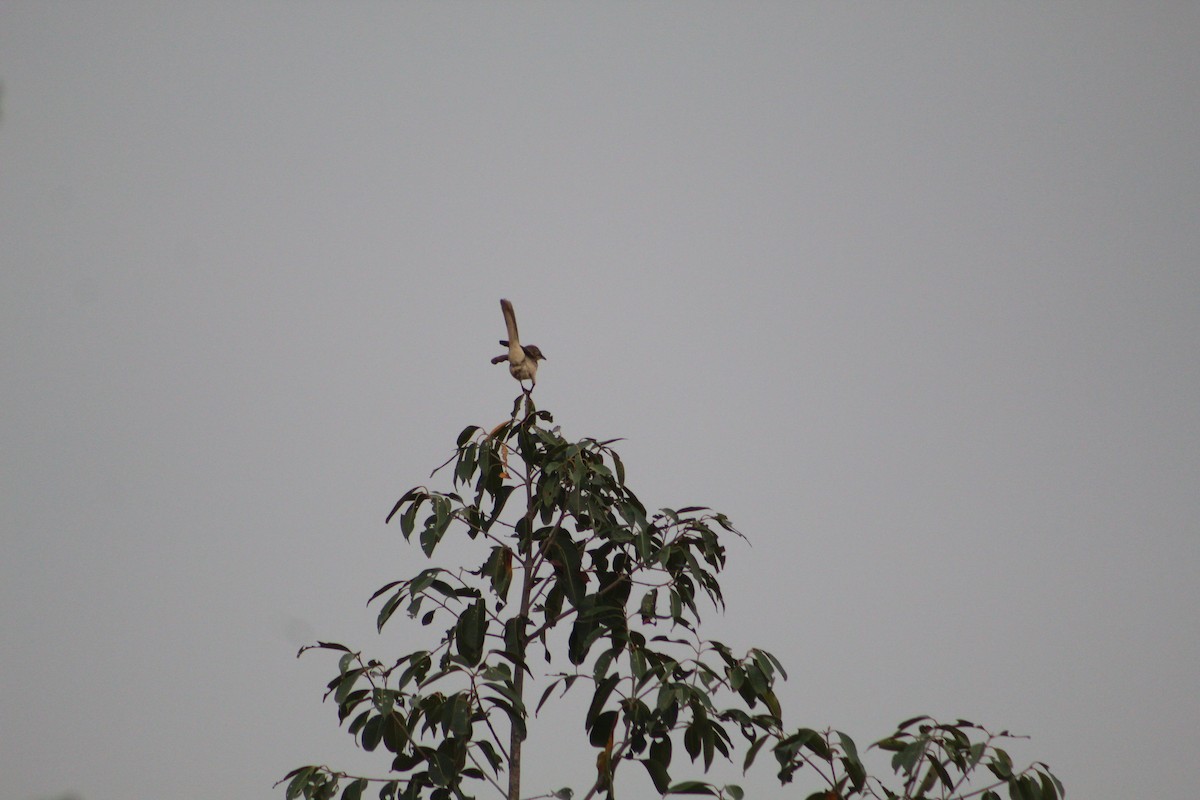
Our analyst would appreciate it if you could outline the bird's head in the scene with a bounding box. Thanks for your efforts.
[523,344,546,361]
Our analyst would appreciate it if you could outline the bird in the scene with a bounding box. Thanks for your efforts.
[490,298,545,391]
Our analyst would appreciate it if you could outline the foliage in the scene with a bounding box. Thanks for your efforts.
[282,396,1063,800]
[765,717,1064,800]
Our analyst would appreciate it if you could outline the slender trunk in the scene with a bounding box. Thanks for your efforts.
[509,403,536,800]
[508,548,535,800]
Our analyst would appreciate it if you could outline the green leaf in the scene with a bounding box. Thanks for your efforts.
[874,737,906,752]
[670,590,683,622]
[744,661,767,694]
[837,732,866,791]
[341,778,367,800]
[385,489,415,524]
[485,695,528,741]
[375,590,405,632]
[543,582,565,623]
[586,674,621,731]
[300,641,351,660]
[589,709,617,747]
[650,736,673,769]
[928,752,953,788]
[535,678,562,715]
[481,663,511,681]
[484,680,526,714]
[742,736,766,771]
[361,715,383,752]
[455,599,487,666]
[593,648,616,683]
[568,613,604,666]
[987,747,1014,780]
[836,731,859,761]
[701,719,715,770]
[503,616,528,669]
[400,501,419,539]
[434,496,449,537]
[779,727,821,751]
[629,646,648,683]
[334,669,362,704]
[1009,775,1039,800]
[665,781,717,795]
[477,739,503,772]
[348,709,370,736]
[1045,770,1065,798]
[491,547,514,599]
[396,652,430,690]
[550,533,586,606]
[448,692,473,736]
[751,649,778,682]
[893,739,924,774]
[372,687,395,714]
[286,766,315,800]
[642,757,671,794]
[455,443,476,484]
[684,720,701,761]
[457,425,481,447]
[382,711,410,753]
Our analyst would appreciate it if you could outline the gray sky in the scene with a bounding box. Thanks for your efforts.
[2,3,1197,799]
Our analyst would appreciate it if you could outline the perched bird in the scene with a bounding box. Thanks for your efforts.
[490,298,545,391]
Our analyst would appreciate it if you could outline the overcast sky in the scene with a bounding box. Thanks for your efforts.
[2,4,1197,799]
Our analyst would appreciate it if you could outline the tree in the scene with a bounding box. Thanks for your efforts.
[282,395,1064,800]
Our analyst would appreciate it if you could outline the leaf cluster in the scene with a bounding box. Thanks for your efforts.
[282,398,1065,800]
[765,717,1064,800]
[284,400,784,800]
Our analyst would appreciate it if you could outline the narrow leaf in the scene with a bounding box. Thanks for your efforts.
[642,758,671,794]
[341,778,367,800]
